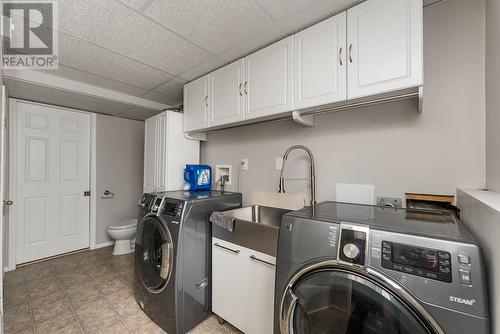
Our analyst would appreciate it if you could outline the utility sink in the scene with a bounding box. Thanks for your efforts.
[212,205,291,256]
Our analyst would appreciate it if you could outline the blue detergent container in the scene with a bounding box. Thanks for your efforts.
[183,165,212,191]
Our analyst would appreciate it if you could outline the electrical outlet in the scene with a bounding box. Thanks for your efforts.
[275,157,283,170]
[241,159,249,171]
[377,197,403,208]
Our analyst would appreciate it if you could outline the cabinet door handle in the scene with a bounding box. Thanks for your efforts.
[204,95,208,107]
[244,81,248,95]
[339,47,343,66]
[349,44,353,63]
[239,83,243,96]
[214,243,240,254]
[250,255,275,267]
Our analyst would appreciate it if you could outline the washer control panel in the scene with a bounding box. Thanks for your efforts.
[381,241,452,283]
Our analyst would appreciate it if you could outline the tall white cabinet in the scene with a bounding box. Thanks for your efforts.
[143,111,199,193]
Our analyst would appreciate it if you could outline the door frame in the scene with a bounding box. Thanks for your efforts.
[6,98,97,271]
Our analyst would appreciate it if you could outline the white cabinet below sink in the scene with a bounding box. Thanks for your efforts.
[212,237,276,334]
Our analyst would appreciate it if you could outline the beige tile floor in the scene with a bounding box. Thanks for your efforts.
[3,246,241,334]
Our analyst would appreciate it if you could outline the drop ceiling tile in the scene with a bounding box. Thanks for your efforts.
[178,57,225,82]
[85,0,212,75]
[141,91,171,105]
[217,25,287,62]
[143,0,276,54]
[256,0,323,21]
[118,107,160,121]
[58,0,105,40]
[58,33,173,90]
[278,0,365,34]
[35,65,149,97]
[118,0,152,11]
[148,77,187,105]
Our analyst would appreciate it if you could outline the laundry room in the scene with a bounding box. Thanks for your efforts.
[0,0,498,333]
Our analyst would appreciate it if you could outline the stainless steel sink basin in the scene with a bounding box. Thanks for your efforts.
[222,205,291,228]
[212,205,291,256]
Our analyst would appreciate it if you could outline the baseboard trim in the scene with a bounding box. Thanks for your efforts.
[4,265,16,272]
[93,241,114,250]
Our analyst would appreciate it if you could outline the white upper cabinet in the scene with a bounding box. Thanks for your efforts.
[244,36,294,120]
[347,0,423,99]
[210,59,245,127]
[294,12,347,109]
[183,75,210,132]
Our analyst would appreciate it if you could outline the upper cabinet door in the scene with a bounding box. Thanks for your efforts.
[210,59,245,127]
[244,36,294,120]
[184,75,210,132]
[294,12,347,109]
[347,0,423,99]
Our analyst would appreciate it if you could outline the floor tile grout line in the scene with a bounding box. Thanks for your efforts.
[86,254,134,334]
[52,263,85,334]
[21,268,37,334]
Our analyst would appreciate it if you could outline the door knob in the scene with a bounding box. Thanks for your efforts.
[3,200,13,206]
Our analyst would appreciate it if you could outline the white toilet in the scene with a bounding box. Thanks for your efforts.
[107,219,137,255]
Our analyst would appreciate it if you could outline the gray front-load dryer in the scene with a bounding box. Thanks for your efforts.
[275,201,490,334]
[135,190,242,334]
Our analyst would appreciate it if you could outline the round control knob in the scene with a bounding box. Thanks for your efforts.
[343,243,360,260]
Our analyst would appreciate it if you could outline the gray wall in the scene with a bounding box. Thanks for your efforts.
[457,189,500,334]
[201,0,486,206]
[486,0,500,192]
[96,114,144,244]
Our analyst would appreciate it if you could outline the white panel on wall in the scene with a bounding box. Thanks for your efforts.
[24,196,49,244]
[60,140,79,181]
[336,183,375,205]
[26,137,48,182]
[60,194,79,237]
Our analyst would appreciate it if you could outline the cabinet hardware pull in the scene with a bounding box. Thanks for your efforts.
[349,44,353,63]
[205,95,208,107]
[3,200,13,206]
[239,83,243,96]
[339,47,343,66]
[244,81,248,95]
[215,243,240,254]
[250,255,275,267]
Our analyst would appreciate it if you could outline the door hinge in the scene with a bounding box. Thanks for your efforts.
[84,191,91,197]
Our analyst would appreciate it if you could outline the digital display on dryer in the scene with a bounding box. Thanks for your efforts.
[392,244,438,272]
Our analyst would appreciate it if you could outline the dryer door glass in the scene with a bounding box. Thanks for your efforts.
[287,269,432,334]
[136,216,173,292]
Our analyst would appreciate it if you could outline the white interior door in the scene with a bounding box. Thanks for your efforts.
[12,100,90,264]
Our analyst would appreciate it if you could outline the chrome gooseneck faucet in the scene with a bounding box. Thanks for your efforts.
[278,145,316,207]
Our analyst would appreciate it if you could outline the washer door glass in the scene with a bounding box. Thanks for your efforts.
[136,216,173,292]
[287,269,432,334]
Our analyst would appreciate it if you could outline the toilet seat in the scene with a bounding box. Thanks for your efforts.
[108,219,137,230]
